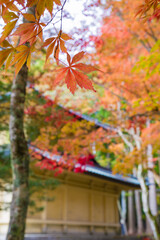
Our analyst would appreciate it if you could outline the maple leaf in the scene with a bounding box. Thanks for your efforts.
[43,31,72,63]
[27,0,61,16]
[16,0,25,6]
[0,40,15,69]
[54,52,96,94]
[0,1,19,18]
[0,19,18,43]
[10,45,34,75]
[12,17,45,45]
[2,11,18,23]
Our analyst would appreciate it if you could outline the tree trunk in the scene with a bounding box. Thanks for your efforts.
[118,191,128,235]
[137,164,160,240]
[6,63,29,240]
[147,144,158,216]
[6,6,36,240]
[146,119,157,216]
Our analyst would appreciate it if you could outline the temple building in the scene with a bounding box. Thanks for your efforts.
[0,146,139,239]
[0,106,140,239]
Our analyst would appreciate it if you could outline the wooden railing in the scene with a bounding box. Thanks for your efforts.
[26,218,120,227]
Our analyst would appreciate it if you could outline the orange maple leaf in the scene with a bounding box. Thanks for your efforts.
[43,31,72,64]
[0,19,18,43]
[10,45,34,75]
[27,0,61,16]
[12,15,45,45]
[54,51,97,94]
[0,40,15,69]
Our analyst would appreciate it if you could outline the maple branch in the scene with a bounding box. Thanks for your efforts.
[93,71,141,99]
[92,79,131,104]
[129,110,160,119]
[127,127,141,150]
[130,31,151,52]
[143,81,158,107]
[54,0,68,59]
[146,22,158,42]
[115,8,152,52]
[18,1,68,47]
[112,82,141,98]
[60,0,67,30]
[147,168,160,187]
[92,78,142,109]
[117,127,134,152]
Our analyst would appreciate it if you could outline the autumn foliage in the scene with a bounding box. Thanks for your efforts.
[0,0,97,94]
[2,1,160,240]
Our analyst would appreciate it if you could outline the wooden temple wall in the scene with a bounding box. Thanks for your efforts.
[1,171,135,237]
[26,182,120,235]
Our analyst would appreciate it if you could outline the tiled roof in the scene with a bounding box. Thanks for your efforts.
[58,104,117,131]
[29,88,139,187]
[30,86,117,131]
[30,145,140,187]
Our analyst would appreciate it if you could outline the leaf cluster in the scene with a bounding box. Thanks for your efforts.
[0,0,98,94]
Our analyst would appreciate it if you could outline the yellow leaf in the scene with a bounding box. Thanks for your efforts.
[0,40,12,48]
[11,45,33,74]
[11,51,27,65]
[0,20,17,43]
[15,54,27,75]
[16,45,28,52]
[27,51,31,69]
[3,11,18,23]
[60,39,67,52]
[0,48,13,68]
[61,33,72,40]
[5,52,13,70]
[45,0,54,15]
[23,13,36,22]
[36,0,46,16]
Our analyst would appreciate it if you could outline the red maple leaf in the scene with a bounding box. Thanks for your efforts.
[54,51,97,94]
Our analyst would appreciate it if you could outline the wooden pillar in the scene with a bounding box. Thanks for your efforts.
[63,185,68,233]
[89,192,94,234]
[128,190,135,235]
[135,190,143,234]
[104,184,108,234]
[104,194,108,234]
[41,198,47,233]
[0,191,4,233]
[89,181,94,234]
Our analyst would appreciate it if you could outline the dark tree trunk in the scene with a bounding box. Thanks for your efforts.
[7,63,29,240]
[6,6,36,240]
